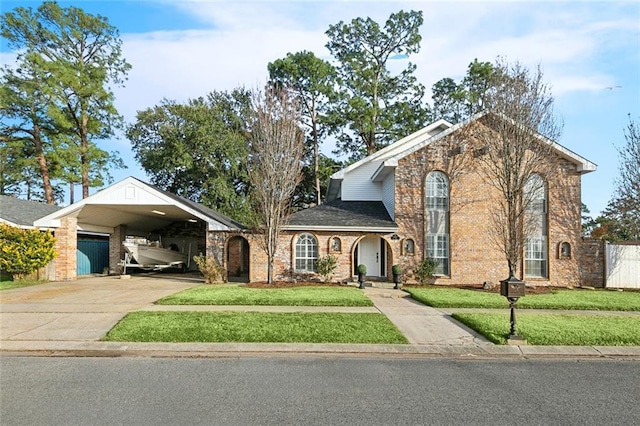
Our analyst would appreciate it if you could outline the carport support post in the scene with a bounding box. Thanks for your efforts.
[54,216,77,281]
[110,225,127,275]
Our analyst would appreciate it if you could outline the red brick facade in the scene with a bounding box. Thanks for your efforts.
[218,122,588,287]
[391,130,584,286]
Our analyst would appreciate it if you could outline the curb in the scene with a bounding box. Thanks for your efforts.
[2,341,640,360]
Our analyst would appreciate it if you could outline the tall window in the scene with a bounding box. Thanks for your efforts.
[425,171,449,275]
[294,233,318,272]
[525,174,548,278]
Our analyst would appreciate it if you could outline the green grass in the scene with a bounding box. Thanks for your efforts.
[0,278,48,291]
[405,287,640,311]
[156,285,373,307]
[103,311,408,344]
[452,313,640,345]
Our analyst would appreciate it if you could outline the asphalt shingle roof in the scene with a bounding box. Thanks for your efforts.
[288,200,397,229]
[0,195,62,228]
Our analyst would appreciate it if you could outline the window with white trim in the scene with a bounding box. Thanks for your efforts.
[294,233,318,272]
[525,174,548,278]
[425,171,450,275]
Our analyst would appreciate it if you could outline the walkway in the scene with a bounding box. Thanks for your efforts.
[363,287,492,346]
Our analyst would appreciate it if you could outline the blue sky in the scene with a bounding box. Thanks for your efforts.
[2,0,639,216]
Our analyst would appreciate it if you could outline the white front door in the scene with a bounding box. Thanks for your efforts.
[359,236,380,277]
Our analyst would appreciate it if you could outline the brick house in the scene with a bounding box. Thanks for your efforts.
[31,114,596,287]
[252,114,596,286]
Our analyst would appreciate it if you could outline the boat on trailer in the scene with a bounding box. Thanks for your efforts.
[122,236,190,272]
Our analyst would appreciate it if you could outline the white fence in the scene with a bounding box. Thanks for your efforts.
[606,243,640,289]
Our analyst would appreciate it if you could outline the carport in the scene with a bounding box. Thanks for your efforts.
[34,177,246,281]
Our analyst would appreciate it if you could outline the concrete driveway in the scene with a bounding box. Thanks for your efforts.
[0,274,201,342]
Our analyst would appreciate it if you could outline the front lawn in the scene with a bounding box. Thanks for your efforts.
[452,313,640,345]
[156,285,373,307]
[405,287,640,311]
[104,311,407,344]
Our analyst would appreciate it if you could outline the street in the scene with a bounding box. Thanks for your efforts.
[1,356,638,425]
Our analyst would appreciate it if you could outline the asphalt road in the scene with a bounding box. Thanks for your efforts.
[1,356,638,425]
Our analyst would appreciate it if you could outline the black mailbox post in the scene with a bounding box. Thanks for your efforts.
[500,276,525,339]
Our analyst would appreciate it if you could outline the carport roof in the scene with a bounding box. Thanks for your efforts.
[33,177,247,234]
[0,195,62,228]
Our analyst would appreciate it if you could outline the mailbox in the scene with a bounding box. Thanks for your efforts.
[500,277,525,299]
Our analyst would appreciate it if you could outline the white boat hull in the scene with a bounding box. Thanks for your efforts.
[123,238,188,270]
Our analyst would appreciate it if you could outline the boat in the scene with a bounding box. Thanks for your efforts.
[122,236,189,271]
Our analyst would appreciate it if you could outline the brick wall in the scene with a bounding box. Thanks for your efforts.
[394,123,585,287]
[210,230,400,283]
[578,238,605,288]
[54,216,77,281]
[110,224,127,274]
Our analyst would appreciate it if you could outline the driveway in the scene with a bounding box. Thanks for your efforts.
[0,274,201,341]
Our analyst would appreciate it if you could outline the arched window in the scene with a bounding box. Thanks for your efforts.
[525,174,548,278]
[294,233,318,272]
[330,237,342,253]
[425,171,449,275]
[403,238,415,255]
[559,242,571,259]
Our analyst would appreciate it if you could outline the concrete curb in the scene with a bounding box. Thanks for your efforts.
[2,341,639,360]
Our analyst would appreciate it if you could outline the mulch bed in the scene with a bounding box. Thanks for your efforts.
[245,281,343,288]
[244,281,559,293]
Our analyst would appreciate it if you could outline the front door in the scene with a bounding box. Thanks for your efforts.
[359,236,380,277]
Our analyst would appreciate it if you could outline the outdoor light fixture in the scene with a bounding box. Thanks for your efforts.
[151,210,166,215]
[187,219,197,223]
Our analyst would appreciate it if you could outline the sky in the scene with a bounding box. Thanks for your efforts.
[1,0,639,216]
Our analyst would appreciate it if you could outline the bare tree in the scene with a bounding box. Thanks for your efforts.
[474,59,562,278]
[603,115,640,240]
[248,88,304,284]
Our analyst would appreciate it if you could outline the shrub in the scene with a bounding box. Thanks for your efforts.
[192,254,226,284]
[0,223,56,280]
[316,254,338,283]
[415,258,438,285]
[392,264,402,275]
[357,264,367,275]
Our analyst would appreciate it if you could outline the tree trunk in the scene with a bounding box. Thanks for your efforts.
[81,113,90,199]
[313,123,321,205]
[33,124,55,204]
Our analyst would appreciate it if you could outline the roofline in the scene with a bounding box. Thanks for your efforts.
[330,118,453,180]
[33,177,240,230]
[283,225,399,233]
[387,111,597,174]
[389,112,485,162]
[1,218,25,229]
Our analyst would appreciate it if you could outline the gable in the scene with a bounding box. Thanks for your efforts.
[327,113,596,204]
[327,119,454,202]
[34,177,245,234]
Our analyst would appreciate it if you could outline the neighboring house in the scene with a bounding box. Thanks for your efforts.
[26,113,598,287]
[261,114,596,286]
[0,194,61,229]
[0,195,62,279]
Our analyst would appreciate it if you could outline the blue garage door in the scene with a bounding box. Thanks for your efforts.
[77,240,109,275]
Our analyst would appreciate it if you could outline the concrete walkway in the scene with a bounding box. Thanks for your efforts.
[362,287,492,346]
[1,276,639,359]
